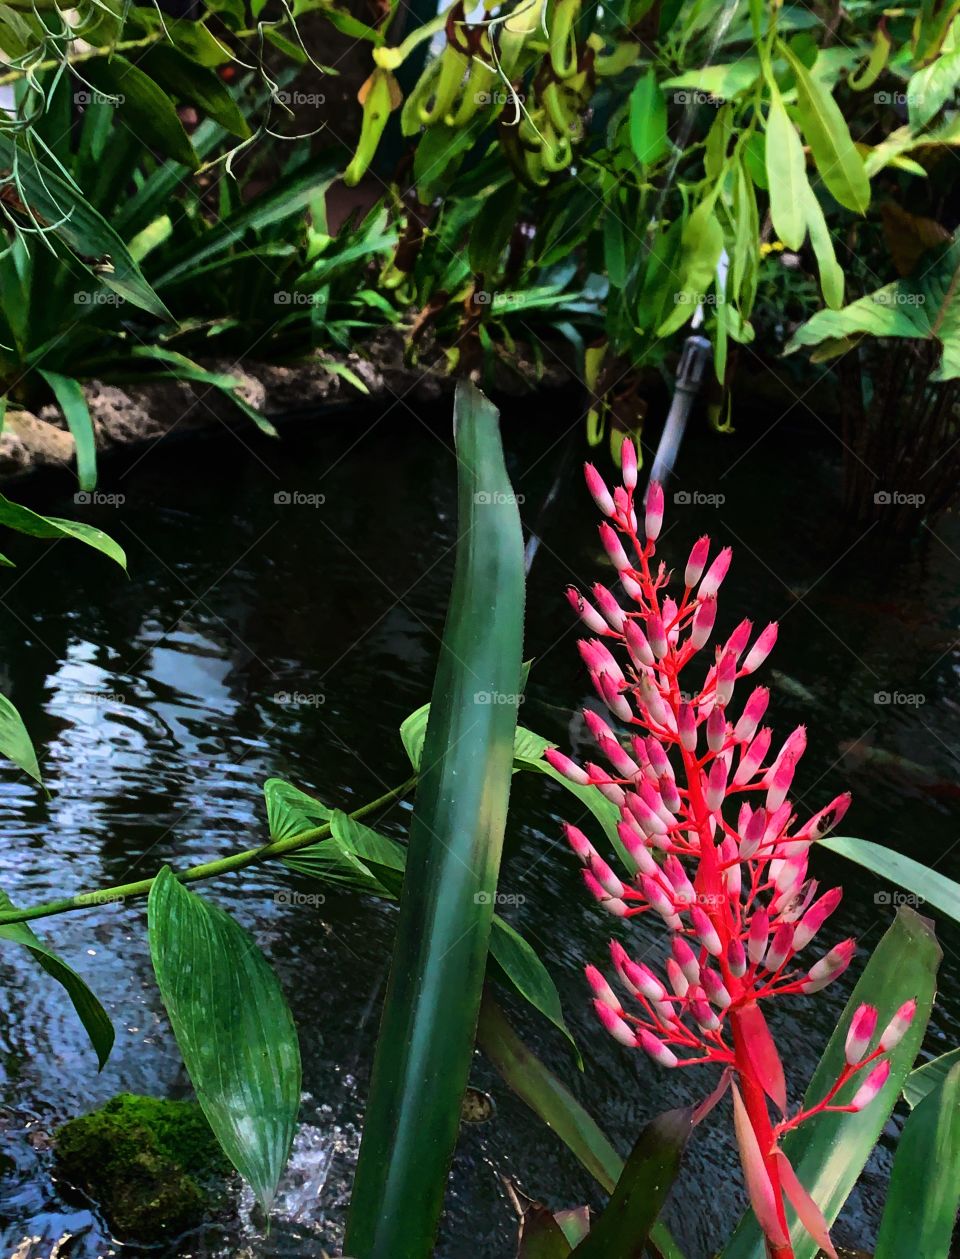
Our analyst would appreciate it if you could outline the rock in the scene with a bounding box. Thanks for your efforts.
[0,410,75,477]
[54,1093,233,1242]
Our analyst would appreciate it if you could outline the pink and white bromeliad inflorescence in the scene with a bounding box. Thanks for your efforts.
[545,444,917,1259]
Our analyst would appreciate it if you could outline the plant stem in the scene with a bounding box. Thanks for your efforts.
[0,776,416,927]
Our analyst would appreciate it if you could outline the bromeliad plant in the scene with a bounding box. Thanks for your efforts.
[544,447,922,1258]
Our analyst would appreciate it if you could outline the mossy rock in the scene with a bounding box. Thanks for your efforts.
[54,1093,233,1242]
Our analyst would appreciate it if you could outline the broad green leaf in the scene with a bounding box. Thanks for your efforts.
[904,1047,960,1109]
[0,692,41,783]
[875,1063,960,1258]
[38,371,96,491]
[783,45,870,213]
[820,835,960,925]
[656,201,724,337]
[489,915,580,1063]
[84,56,199,169]
[344,382,525,1257]
[786,237,960,381]
[801,185,844,309]
[263,776,332,842]
[764,89,808,249]
[661,60,761,100]
[570,1108,693,1257]
[148,867,301,1211]
[138,45,252,139]
[723,907,941,1259]
[477,997,687,1259]
[0,137,169,318]
[628,69,668,165]
[469,182,522,280]
[0,494,126,569]
[0,889,113,1068]
[907,47,960,129]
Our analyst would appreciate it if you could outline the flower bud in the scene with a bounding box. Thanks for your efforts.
[617,819,657,875]
[641,875,682,929]
[599,673,633,723]
[638,674,669,727]
[595,999,637,1046]
[707,705,727,754]
[793,887,842,951]
[690,597,717,650]
[706,758,728,811]
[599,522,631,572]
[733,728,772,787]
[645,482,664,543]
[715,652,737,706]
[724,618,753,662]
[678,703,697,752]
[639,1029,678,1067]
[582,869,628,916]
[740,807,767,860]
[596,734,639,778]
[702,966,732,1009]
[589,852,625,899]
[659,773,682,814]
[592,583,627,633]
[879,999,917,1051]
[566,587,610,634]
[585,964,621,1012]
[796,792,852,842]
[621,440,638,491]
[665,855,696,905]
[727,936,747,977]
[691,997,720,1031]
[764,923,794,972]
[766,752,796,812]
[845,1003,878,1064]
[545,748,589,785]
[699,546,732,599]
[685,536,710,587]
[748,909,770,966]
[734,687,769,743]
[850,1060,891,1111]
[619,956,667,1003]
[801,938,855,993]
[624,619,655,668]
[563,822,595,864]
[584,463,615,516]
[671,934,701,985]
[691,905,723,956]
[646,611,668,659]
[742,622,778,674]
[666,957,688,997]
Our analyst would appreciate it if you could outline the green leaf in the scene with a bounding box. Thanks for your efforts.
[628,69,668,165]
[283,808,404,898]
[344,382,525,1258]
[820,835,960,925]
[907,47,960,129]
[656,201,724,337]
[570,1108,693,1258]
[801,184,844,309]
[263,776,333,842]
[518,1204,574,1258]
[0,692,41,783]
[661,60,761,100]
[38,371,96,491]
[0,493,126,568]
[137,45,252,138]
[764,88,808,249]
[723,907,941,1259]
[786,237,960,380]
[875,1063,960,1259]
[904,1048,960,1109]
[148,866,301,1211]
[489,915,581,1064]
[84,56,199,169]
[0,889,114,1069]
[0,137,169,318]
[782,45,870,213]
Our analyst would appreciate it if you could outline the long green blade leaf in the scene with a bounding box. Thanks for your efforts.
[903,1047,960,1109]
[875,1062,960,1258]
[38,371,97,491]
[0,493,126,569]
[0,889,113,1068]
[147,866,301,1212]
[344,381,525,1259]
[722,907,941,1259]
[820,835,960,924]
[0,692,41,783]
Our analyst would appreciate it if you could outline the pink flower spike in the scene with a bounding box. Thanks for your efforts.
[727,936,747,977]
[743,622,779,674]
[624,619,655,668]
[585,964,621,1012]
[748,910,770,966]
[678,703,697,752]
[566,587,610,635]
[621,439,638,491]
[685,535,710,587]
[645,482,664,543]
[801,938,856,993]
[690,597,717,651]
[691,905,723,957]
[672,934,701,985]
[731,1084,790,1249]
[545,747,590,785]
[850,1059,891,1111]
[734,687,770,743]
[845,1004,878,1065]
[879,998,917,1051]
[699,546,732,599]
[595,999,638,1047]
[563,822,596,864]
[599,522,631,572]
[793,887,843,951]
[639,1029,679,1068]
[584,463,615,517]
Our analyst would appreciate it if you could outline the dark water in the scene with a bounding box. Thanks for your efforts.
[0,402,957,1259]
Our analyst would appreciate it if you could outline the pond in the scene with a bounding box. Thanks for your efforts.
[0,400,957,1258]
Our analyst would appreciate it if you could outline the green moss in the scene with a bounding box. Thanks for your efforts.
[54,1093,233,1242]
